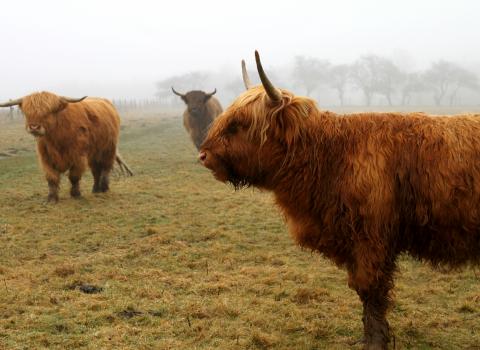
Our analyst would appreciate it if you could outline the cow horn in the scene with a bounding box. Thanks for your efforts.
[61,96,87,103]
[205,88,217,97]
[0,98,23,107]
[255,50,282,103]
[241,59,252,90]
[171,87,186,97]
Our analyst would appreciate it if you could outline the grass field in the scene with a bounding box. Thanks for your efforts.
[0,108,479,349]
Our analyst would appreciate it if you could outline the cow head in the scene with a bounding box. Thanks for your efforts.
[199,51,315,189]
[0,92,87,137]
[172,88,217,118]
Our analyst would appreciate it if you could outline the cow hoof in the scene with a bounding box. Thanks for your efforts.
[364,342,388,350]
[348,337,365,346]
[70,189,81,198]
[47,194,59,203]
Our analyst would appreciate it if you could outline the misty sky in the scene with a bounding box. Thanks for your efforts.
[1,0,479,100]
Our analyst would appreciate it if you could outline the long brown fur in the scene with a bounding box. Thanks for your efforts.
[20,91,123,202]
[201,86,480,349]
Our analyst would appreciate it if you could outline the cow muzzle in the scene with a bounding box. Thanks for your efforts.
[27,124,45,136]
[198,151,207,163]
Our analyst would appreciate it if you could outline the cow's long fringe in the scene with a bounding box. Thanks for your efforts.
[21,92,65,118]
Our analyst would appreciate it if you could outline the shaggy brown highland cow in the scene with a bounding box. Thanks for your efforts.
[199,51,480,350]
[172,87,223,150]
[0,92,132,202]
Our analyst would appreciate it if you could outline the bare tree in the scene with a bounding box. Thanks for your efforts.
[156,71,212,103]
[351,55,403,106]
[423,61,454,106]
[400,72,427,106]
[447,66,479,106]
[292,56,330,96]
[328,64,350,106]
[350,56,377,106]
[376,59,404,106]
[423,61,478,106]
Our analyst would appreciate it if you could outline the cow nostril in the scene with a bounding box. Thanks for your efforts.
[199,151,207,162]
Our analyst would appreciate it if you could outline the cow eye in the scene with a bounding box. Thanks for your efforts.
[226,122,238,134]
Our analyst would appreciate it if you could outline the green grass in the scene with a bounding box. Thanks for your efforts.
[0,111,479,349]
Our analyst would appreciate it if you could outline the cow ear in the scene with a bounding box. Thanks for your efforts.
[53,99,68,114]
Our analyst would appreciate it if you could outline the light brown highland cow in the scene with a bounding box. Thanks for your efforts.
[199,51,480,350]
[0,92,132,202]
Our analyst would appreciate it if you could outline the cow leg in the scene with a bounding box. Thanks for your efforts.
[92,167,111,193]
[99,169,111,192]
[40,160,61,203]
[46,178,59,203]
[348,246,396,350]
[357,280,393,350]
[91,161,102,193]
[68,165,84,198]
[45,171,60,203]
[96,152,115,193]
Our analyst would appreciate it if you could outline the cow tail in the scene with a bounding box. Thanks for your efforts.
[115,152,134,176]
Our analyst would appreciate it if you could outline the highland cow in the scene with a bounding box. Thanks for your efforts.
[199,51,480,349]
[0,92,132,202]
[172,87,222,150]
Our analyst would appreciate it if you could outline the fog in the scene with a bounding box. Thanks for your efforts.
[1,0,480,103]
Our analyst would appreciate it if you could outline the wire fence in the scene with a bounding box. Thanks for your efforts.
[0,98,184,122]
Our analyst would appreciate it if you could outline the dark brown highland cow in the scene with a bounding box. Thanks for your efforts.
[199,51,480,350]
[0,92,132,202]
[172,87,223,150]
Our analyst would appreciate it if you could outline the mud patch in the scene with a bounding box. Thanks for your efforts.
[66,281,103,294]
[115,308,165,319]
[0,147,31,160]
[0,152,11,160]
[117,307,143,319]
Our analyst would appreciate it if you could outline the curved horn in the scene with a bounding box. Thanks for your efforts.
[255,50,282,102]
[241,59,252,90]
[0,98,23,107]
[61,96,87,103]
[171,87,185,97]
[205,88,217,97]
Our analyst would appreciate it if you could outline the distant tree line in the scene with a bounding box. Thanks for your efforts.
[314,56,479,106]
[156,72,211,106]
[156,54,480,107]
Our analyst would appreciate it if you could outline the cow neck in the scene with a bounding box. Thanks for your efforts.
[269,111,338,212]
[190,112,207,126]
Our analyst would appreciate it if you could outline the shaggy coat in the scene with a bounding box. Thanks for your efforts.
[200,85,480,349]
[19,92,122,202]
[175,90,223,149]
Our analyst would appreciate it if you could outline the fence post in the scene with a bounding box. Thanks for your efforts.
[8,101,14,121]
